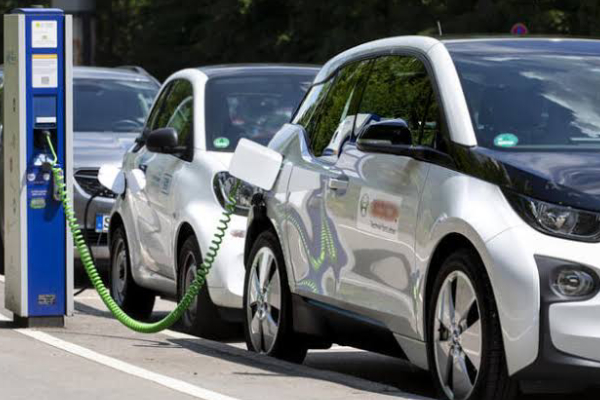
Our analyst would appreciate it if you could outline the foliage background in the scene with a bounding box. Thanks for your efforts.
[2,0,600,79]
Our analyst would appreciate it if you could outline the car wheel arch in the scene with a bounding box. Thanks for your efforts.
[422,232,498,341]
[175,222,197,273]
[244,214,277,269]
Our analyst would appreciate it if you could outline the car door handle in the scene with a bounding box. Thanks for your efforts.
[328,176,349,191]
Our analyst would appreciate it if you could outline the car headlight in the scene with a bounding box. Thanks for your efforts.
[505,191,600,242]
[213,171,254,216]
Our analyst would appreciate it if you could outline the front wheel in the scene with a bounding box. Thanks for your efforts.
[243,230,307,363]
[177,235,239,340]
[109,226,155,320]
[427,249,518,400]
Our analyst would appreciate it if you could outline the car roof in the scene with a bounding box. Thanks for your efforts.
[72,66,158,84]
[196,64,320,79]
[314,36,600,83]
[442,37,600,55]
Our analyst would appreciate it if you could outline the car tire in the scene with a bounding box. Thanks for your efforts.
[427,249,519,400]
[177,235,239,340]
[109,226,155,320]
[243,230,308,363]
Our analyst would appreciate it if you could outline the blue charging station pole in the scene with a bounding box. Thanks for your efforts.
[3,8,73,327]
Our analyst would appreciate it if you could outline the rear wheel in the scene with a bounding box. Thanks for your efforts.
[427,249,518,400]
[243,230,307,363]
[109,226,155,320]
[177,235,239,340]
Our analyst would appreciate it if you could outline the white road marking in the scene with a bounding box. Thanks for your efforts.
[0,313,242,400]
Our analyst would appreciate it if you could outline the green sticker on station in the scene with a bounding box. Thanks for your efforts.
[30,198,46,209]
[494,133,519,148]
[213,137,230,149]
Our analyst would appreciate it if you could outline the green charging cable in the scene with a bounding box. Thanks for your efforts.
[45,134,239,333]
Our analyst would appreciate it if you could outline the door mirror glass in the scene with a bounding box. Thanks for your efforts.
[356,118,412,151]
[146,127,178,153]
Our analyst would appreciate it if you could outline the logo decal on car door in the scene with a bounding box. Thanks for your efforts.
[356,187,402,240]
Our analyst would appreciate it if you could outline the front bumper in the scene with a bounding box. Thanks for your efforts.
[513,255,600,384]
[486,223,600,382]
[73,173,115,260]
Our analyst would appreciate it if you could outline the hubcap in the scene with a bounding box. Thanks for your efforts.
[111,239,127,305]
[433,271,482,400]
[246,247,281,354]
[182,252,198,327]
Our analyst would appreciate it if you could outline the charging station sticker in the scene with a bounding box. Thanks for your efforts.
[356,188,402,240]
[32,20,57,48]
[32,54,58,88]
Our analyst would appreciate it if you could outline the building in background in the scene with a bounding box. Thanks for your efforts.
[51,0,95,65]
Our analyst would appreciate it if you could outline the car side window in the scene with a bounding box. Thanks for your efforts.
[304,60,372,158]
[356,55,445,150]
[148,79,194,161]
[133,82,174,153]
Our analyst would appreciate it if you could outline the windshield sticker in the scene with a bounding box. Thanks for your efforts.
[494,133,519,148]
[356,188,402,240]
[213,137,230,149]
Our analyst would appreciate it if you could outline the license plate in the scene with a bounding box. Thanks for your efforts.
[95,214,110,233]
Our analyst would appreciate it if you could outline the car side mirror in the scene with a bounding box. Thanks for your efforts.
[356,119,412,154]
[146,127,178,154]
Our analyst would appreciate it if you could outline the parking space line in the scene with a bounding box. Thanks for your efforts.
[0,313,242,400]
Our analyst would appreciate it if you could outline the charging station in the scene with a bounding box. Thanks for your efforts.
[3,8,73,327]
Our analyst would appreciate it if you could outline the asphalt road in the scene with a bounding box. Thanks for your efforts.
[0,276,597,400]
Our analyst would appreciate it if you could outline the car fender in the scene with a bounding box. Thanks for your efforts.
[416,164,539,375]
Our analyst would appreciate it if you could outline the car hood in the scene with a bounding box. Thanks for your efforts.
[472,148,600,212]
[73,132,139,170]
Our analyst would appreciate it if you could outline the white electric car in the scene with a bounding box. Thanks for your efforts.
[242,37,600,399]
[108,65,317,338]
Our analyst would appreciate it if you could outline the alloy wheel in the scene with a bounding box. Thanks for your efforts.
[433,271,482,400]
[182,252,198,327]
[247,247,282,353]
[111,238,128,305]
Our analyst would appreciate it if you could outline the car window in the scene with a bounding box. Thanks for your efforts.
[450,49,600,150]
[73,78,158,133]
[304,60,372,158]
[357,55,444,150]
[205,74,314,152]
[145,79,194,161]
[145,82,174,133]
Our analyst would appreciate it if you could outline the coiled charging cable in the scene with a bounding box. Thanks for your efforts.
[45,133,239,333]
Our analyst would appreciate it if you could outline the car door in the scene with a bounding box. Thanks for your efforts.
[141,79,194,279]
[328,55,446,337]
[126,81,174,274]
[284,59,372,300]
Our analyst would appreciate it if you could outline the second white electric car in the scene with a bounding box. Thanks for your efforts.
[242,37,600,399]
[109,65,317,338]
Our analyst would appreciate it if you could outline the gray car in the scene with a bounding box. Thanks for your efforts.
[0,66,159,273]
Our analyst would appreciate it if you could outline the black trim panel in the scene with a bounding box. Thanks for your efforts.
[291,294,407,359]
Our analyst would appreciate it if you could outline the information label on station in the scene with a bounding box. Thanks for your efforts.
[32,54,58,88]
[31,20,58,48]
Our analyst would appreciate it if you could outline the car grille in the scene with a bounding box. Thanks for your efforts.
[74,169,117,198]
[82,229,108,246]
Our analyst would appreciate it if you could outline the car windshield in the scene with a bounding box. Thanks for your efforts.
[205,74,314,151]
[449,45,600,151]
[74,78,158,132]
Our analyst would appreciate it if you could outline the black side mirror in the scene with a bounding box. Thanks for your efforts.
[146,127,178,154]
[357,119,412,151]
